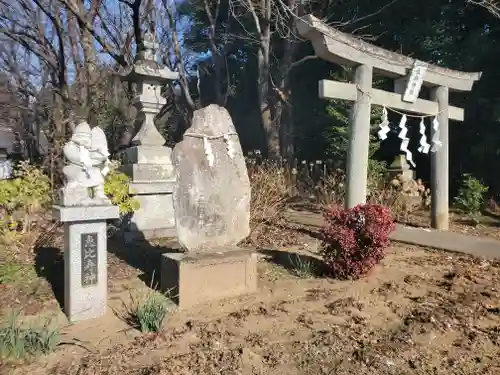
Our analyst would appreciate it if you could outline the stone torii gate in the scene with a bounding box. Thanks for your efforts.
[296,15,482,231]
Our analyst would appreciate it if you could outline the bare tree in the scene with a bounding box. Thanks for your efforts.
[468,0,500,17]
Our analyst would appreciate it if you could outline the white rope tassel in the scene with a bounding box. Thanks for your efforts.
[101,160,110,176]
[431,117,442,152]
[377,106,390,140]
[397,114,407,139]
[417,117,430,154]
[79,144,92,175]
[397,115,416,167]
[223,133,235,159]
[203,136,215,167]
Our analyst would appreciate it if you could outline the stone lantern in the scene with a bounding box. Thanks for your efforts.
[120,28,179,241]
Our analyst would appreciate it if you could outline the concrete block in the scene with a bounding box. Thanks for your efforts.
[123,145,173,165]
[121,164,174,182]
[129,181,175,195]
[125,193,175,241]
[160,249,257,308]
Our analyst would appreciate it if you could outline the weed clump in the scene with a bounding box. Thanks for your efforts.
[0,311,59,361]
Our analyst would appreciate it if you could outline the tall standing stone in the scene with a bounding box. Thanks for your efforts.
[161,105,256,308]
[120,28,179,241]
[173,104,251,251]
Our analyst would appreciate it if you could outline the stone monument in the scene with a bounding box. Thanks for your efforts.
[388,154,430,210]
[53,121,119,323]
[120,27,179,241]
[161,104,256,308]
[387,154,415,182]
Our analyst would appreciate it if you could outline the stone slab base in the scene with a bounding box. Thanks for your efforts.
[53,205,119,222]
[160,249,257,308]
[123,227,177,243]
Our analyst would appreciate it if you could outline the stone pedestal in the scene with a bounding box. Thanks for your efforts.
[160,249,257,308]
[121,145,176,241]
[53,204,119,323]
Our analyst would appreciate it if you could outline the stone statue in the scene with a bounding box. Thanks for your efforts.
[60,121,111,206]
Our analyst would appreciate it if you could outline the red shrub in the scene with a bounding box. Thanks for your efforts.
[320,204,395,279]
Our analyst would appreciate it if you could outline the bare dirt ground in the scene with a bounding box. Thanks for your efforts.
[3,232,500,375]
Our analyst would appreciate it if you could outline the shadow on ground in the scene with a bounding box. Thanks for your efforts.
[34,246,64,310]
[258,248,327,278]
[108,233,182,289]
[32,229,183,310]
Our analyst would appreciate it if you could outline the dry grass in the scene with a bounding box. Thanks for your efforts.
[316,169,345,206]
[0,210,59,262]
[248,162,289,227]
[368,185,422,222]
[313,168,422,222]
[245,162,296,246]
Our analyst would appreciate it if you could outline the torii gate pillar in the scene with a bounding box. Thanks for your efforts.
[430,86,449,231]
[345,64,373,209]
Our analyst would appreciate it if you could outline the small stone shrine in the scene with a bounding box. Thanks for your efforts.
[120,26,179,241]
[388,154,430,209]
[161,104,256,308]
[53,121,119,322]
[387,154,415,182]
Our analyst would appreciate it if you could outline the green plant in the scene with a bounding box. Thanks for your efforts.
[123,290,169,333]
[0,311,59,360]
[367,159,387,194]
[323,69,385,165]
[104,160,140,214]
[454,173,489,217]
[288,253,317,278]
[0,161,52,236]
[0,263,32,285]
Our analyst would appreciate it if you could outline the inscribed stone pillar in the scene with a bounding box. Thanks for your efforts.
[430,86,449,231]
[54,206,119,322]
[346,64,373,208]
